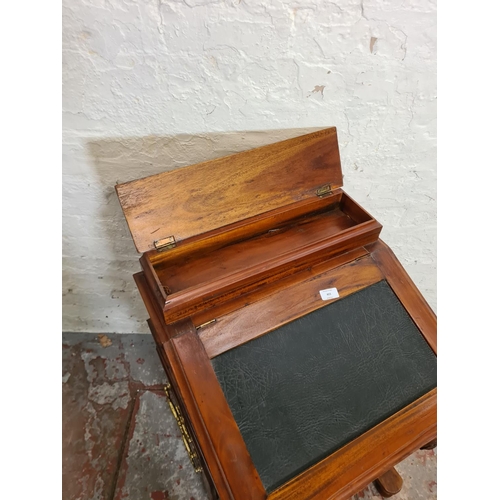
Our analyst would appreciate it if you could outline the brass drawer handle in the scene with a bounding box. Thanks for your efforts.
[164,384,202,473]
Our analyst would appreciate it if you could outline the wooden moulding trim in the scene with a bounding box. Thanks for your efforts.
[146,192,344,266]
[161,221,382,322]
[140,253,167,303]
[367,240,437,354]
[268,389,437,500]
[167,323,267,500]
[340,190,377,224]
[199,254,384,359]
[160,338,235,499]
[155,199,354,295]
[150,336,218,496]
[143,316,222,495]
[164,219,381,306]
[134,272,198,343]
[191,247,369,328]
[133,272,169,344]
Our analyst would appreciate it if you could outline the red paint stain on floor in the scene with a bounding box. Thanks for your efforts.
[150,491,169,500]
[137,358,145,364]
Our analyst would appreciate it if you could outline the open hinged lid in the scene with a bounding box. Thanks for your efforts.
[115,127,343,253]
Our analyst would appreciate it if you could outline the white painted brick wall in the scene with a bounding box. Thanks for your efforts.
[63,0,436,333]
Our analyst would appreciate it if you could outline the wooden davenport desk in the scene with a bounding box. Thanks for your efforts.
[115,128,437,500]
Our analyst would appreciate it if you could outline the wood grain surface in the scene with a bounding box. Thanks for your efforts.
[169,324,267,500]
[160,339,237,499]
[199,254,384,358]
[147,193,342,266]
[366,240,437,354]
[374,467,404,497]
[140,190,381,323]
[190,247,369,328]
[121,128,437,500]
[133,272,169,343]
[115,127,342,252]
[158,220,380,323]
[155,206,356,294]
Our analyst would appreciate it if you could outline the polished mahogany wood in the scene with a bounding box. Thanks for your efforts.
[117,128,437,500]
[134,272,169,343]
[147,193,342,266]
[366,240,437,354]
[160,343,235,498]
[136,241,436,498]
[151,191,375,295]
[134,241,437,500]
[160,220,380,324]
[142,277,436,500]
[374,467,403,498]
[168,322,267,500]
[138,190,381,324]
[199,253,384,358]
[190,246,369,328]
[374,467,404,498]
[155,204,356,295]
[137,246,369,335]
[116,127,343,252]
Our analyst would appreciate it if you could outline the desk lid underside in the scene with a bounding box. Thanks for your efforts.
[115,127,342,252]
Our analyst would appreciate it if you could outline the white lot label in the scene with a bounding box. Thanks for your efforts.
[320,287,339,300]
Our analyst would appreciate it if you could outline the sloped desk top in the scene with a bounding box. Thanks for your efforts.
[211,280,437,492]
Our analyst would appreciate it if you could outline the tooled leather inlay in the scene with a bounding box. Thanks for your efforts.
[211,280,437,492]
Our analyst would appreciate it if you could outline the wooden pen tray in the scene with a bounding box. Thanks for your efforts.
[141,190,381,323]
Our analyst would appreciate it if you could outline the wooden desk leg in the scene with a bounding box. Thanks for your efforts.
[374,467,403,498]
[420,438,437,450]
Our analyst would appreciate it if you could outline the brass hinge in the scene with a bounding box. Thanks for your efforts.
[316,184,332,197]
[154,236,176,251]
[196,319,216,330]
[164,384,203,473]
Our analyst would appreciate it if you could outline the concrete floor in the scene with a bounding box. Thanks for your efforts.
[62,333,437,500]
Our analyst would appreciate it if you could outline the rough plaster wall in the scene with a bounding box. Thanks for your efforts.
[62,0,436,333]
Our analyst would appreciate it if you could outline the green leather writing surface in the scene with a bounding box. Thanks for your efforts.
[211,280,437,492]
